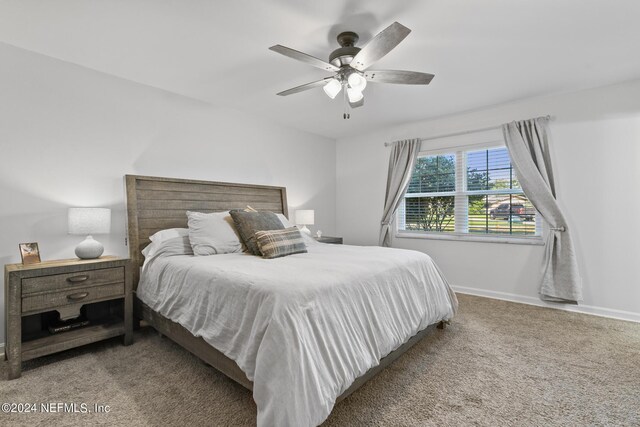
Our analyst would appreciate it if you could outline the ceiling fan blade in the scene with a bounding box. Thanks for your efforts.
[276,78,333,96]
[364,70,435,85]
[350,22,411,71]
[349,97,364,108]
[269,45,340,72]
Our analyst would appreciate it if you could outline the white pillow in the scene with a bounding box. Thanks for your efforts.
[187,211,243,256]
[149,228,189,243]
[143,228,190,260]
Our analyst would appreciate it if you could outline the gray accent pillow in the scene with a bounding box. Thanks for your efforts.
[229,210,284,255]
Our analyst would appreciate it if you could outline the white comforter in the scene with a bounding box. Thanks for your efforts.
[138,242,458,426]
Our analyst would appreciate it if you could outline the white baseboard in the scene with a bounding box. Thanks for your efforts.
[452,285,640,323]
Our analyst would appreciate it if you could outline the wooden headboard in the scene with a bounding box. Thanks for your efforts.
[125,175,288,287]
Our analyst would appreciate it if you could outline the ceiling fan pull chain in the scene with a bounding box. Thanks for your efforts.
[343,85,350,119]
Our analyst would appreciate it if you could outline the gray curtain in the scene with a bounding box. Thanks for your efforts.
[379,139,421,247]
[502,117,582,303]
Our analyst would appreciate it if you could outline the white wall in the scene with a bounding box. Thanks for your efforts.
[337,79,640,321]
[0,43,337,344]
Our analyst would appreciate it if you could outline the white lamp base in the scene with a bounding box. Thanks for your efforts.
[298,225,311,235]
[75,235,104,259]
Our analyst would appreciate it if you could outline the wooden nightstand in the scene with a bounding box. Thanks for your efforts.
[4,256,132,379]
[314,236,343,244]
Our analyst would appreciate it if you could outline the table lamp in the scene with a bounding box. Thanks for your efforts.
[68,208,111,259]
[295,210,314,235]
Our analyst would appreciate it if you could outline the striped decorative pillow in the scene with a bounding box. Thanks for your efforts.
[254,227,308,259]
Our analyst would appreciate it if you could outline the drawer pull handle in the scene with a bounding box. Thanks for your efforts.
[67,292,89,301]
[67,275,89,283]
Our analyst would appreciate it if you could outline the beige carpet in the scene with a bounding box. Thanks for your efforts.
[1,294,639,426]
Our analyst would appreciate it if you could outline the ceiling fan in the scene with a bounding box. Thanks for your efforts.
[269,22,434,119]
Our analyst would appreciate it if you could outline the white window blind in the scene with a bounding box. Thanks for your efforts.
[398,144,542,241]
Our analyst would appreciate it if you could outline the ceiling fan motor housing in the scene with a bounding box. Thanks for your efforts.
[329,31,361,67]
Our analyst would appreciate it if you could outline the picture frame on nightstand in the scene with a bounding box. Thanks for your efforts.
[19,242,41,265]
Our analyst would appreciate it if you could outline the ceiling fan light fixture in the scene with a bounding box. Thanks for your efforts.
[323,78,342,99]
[347,72,367,91]
[347,87,364,103]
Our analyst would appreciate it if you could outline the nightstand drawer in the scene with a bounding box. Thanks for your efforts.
[22,282,125,314]
[22,267,124,295]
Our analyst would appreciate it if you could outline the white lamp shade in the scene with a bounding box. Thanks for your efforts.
[295,210,315,226]
[347,87,364,103]
[68,208,111,235]
[347,73,367,91]
[323,78,342,99]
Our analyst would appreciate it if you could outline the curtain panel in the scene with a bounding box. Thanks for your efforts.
[502,117,582,303]
[379,139,421,247]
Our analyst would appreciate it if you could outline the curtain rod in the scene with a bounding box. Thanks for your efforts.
[383,115,552,147]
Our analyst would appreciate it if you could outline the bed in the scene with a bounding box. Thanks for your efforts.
[125,174,457,426]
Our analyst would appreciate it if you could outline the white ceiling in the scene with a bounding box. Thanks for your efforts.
[1,0,640,139]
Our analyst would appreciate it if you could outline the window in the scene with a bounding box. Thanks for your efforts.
[397,144,542,242]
